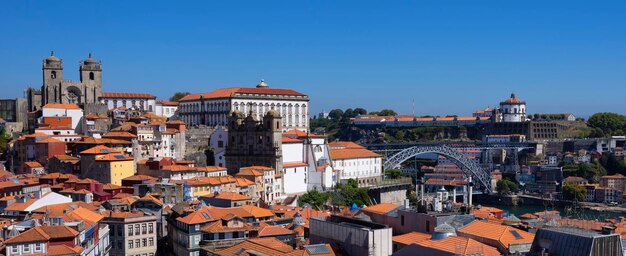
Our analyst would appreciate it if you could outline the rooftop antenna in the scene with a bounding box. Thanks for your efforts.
[412,98,415,117]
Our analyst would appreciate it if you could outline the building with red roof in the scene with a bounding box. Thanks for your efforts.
[178,80,309,131]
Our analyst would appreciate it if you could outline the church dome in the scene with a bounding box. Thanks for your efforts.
[256,79,268,88]
[266,109,280,117]
[83,53,97,64]
[45,51,60,63]
[501,93,525,105]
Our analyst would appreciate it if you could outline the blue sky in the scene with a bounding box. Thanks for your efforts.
[1,1,625,117]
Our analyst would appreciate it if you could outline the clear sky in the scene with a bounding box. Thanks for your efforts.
[1,1,625,117]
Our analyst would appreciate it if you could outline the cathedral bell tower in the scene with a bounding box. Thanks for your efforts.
[42,51,63,105]
[79,53,103,103]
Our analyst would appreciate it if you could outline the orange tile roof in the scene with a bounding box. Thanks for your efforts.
[258,225,295,237]
[602,174,626,179]
[102,131,137,138]
[36,137,63,143]
[328,141,365,149]
[329,148,381,160]
[359,203,400,215]
[100,210,145,219]
[392,232,431,245]
[241,205,275,219]
[42,116,72,127]
[135,194,163,206]
[66,207,104,225]
[4,226,50,244]
[31,202,99,216]
[240,166,274,172]
[202,192,251,201]
[213,238,302,256]
[235,177,255,187]
[158,100,179,106]
[101,92,156,99]
[283,162,308,168]
[195,166,228,172]
[40,225,80,239]
[412,236,501,256]
[282,137,304,143]
[80,145,121,155]
[162,165,197,172]
[42,103,81,109]
[458,221,534,251]
[48,245,83,256]
[95,153,133,161]
[122,175,158,181]
[24,161,43,168]
[176,206,215,225]
[236,169,264,177]
[180,87,306,102]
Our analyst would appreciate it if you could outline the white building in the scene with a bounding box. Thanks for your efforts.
[209,127,228,168]
[178,80,309,131]
[100,92,157,112]
[329,141,383,187]
[154,100,179,119]
[40,103,83,130]
[499,93,527,122]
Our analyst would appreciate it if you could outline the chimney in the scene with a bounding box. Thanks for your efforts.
[602,225,616,235]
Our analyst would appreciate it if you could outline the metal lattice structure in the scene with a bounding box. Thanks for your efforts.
[383,145,492,193]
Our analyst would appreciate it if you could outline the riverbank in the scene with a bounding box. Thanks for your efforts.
[474,194,626,217]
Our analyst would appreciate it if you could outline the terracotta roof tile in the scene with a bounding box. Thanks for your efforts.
[359,203,400,215]
[4,226,50,244]
[329,148,381,160]
[80,145,121,155]
[102,92,157,99]
[180,87,306,102]
[42,103,81,109]
[458,221,534,251]
[258,225,295,237]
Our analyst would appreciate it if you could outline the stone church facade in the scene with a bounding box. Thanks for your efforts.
[27,52,103,111]
[224,109,283,175]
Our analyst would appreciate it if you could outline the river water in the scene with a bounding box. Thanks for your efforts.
[480,203,625,221]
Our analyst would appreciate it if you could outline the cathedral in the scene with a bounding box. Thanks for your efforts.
[27,52,103,111]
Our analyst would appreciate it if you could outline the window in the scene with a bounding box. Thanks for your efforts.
[51,71,56,79]
[142,224,147,234]
[128,225,133,236]
[117,241,122,250]
[401,215,405,226]
[12,246,18,254]
[148,223,154,234]
[129,240,133,249]
[149,237,154,246]
[136,239,140,248]
[35,243,42,252]
[142,238,147,247]
[118,225,123,236]
[135,224,140,235]
[89,72,94,80]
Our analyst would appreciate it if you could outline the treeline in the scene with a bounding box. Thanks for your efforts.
[310,107,397,141]
[586,112,626,137]
[298,179,372,209]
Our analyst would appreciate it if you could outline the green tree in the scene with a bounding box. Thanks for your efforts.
[298,189,329,209]
[169,92,190,102]
[343,108,355,118]
[562,182,585,201]
[497,179,519,195]
[376,109,397,116]
[599,153,626,175]
[328,109,344,120]
[0,128,9,154]
[588,112,626,136]
[577,162,607,183]
[354,108,367,116]
[386,169,402,179]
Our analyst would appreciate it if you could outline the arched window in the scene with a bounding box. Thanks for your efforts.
[51,71,56,79]
[89,72,94,80]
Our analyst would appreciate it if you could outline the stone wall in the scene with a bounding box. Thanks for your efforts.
[184,125,217,166]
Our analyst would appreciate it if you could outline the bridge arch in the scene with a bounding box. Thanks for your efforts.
[383,145,491,193]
